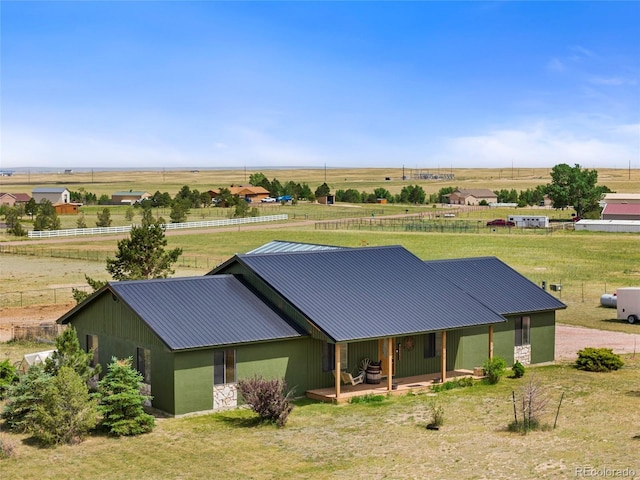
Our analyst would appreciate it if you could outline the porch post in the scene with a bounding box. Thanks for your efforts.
[335,343,341,401]
[386,337,393,391]
[441,331,447,382]
[488,325,494,359]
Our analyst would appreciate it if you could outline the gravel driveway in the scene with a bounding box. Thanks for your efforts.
[555,323,640,360]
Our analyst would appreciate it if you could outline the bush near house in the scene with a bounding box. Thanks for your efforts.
[237,376,294,427]
[483,356,507,385]
[575,347,624,372]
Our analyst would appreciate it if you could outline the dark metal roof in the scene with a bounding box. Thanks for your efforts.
[424,257,567,315]
[65,276,304,351]
[231,246,506,342]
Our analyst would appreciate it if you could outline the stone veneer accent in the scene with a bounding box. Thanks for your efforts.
[514,344,531,365]
[140,382,152,407]
[213,383,238,410]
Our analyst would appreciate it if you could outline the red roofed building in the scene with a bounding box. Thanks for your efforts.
[601,203,640,221]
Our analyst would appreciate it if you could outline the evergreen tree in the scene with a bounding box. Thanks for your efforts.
[98,357,155,436]
[96,208,112,227]
[30,366,99,445]
[1,365,52,432]
[314,182,331,197]
[45,326,100,381]
[33,200,61,231]
[25,197,38,218]
[106,209,182,280]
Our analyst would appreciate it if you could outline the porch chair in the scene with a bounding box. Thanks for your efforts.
[340,371,365,386]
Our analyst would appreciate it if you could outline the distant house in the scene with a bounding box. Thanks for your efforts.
[602,193,640,205]
[0,192,31,207]
[58,242,565,416]
[112,191,151,205]
[208,186,270,203]
[601,203,640,221]
[447,189,497,205]
[32,187,70,204]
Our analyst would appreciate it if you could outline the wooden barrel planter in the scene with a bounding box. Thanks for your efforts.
[366,362,382,384]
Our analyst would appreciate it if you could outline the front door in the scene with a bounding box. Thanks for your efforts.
[378,338,395,377]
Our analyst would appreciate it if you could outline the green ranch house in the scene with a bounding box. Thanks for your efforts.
[58,242,565,416]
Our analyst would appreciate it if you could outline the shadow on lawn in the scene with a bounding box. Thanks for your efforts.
[214,412,265,428]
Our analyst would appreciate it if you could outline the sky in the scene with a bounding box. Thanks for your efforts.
[1,1,639,170]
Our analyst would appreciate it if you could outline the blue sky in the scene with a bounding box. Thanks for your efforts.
[2,1,639,169]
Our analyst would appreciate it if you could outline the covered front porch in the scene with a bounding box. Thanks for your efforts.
[306,369,481,404]
[309,327,495,404]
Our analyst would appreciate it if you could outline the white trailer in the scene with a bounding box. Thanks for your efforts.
[507,215,550,228]
[617,287,640,324]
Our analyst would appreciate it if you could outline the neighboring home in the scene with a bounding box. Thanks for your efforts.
[208,186,270,203]
[601,203,640,221]
[0,192,31,207]
[53,202,81,215]
[602,193,640,205]
[58,243,565,416]
[446,189,497,205]
[32,187,70,204]
[112,191,152,205]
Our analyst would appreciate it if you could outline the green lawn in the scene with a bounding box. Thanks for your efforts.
[1,346,638,479]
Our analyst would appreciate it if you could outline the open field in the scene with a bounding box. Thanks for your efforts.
[1,341,638,479]
[2,166,639,199]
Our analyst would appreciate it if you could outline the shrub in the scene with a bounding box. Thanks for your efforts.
[483,356,507,385]
[576,348,624,372]
[237,376,294,427]
[30,366,99,446]
[427,398,444,427]
[512,361,525,379]
[431,376,474,393]
[0,435,16,459]
[45,326,100,381]
[97,357,155,436]
[1,365,52,432]
[508,376,550,434]
[0,359,19,399]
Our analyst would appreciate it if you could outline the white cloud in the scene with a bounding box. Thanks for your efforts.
[589,76,637,86]
[546,58,566,72]
[441,122,638,168]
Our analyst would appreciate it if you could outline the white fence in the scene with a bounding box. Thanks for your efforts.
[27,214,289,238]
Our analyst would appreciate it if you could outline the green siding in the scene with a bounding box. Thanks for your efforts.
[68,291,175,414]
[174,350,213,415]
[530,311,556,363]
[236,338,311,393]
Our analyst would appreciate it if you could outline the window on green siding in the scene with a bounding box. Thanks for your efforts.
[136,347,151,384]
[515,316,530,346]
[322,342,347,372]
[86,335,99,367]
[424,333,436,358]
[214,349,236,384]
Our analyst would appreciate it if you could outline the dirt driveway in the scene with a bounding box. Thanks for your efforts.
[555,323,640,360]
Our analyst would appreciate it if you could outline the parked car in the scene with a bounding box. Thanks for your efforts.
[261,197,277,203]
[486,219,515,227]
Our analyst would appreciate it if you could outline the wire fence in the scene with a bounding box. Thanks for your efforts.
[316,216,565,235]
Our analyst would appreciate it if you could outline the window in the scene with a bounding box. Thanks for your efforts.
[515,316,530,346]
[424,333,436,358]
[136,347,151,384]
[86,335,99,368]
[322,342,348,372]
[213,349,236,384]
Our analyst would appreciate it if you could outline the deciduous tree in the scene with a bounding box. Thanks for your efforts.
[546,163,611,217]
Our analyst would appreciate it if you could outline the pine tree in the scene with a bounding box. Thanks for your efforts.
[45,326,100,381]
[30,366,99,445]
[106,209,182,280]
[1,365,52,432]
[98,357,155,436]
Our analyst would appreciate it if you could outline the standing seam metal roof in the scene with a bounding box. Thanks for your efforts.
[233,246,507,342]
[423,257,566,315]
[106,275,304,350]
